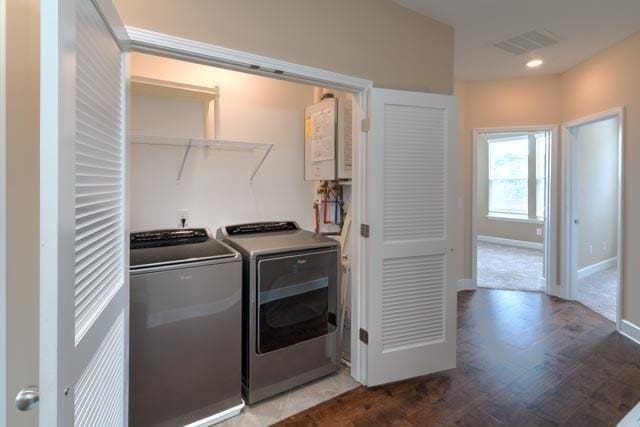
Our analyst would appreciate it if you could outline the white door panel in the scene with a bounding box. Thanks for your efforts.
[367,88,457,386]
[40,0,127,424]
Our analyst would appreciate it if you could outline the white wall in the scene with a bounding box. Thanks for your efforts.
[129,53,320,233]
[577,117,619,269]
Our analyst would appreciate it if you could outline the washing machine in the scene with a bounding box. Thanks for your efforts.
[129,228,243,426]
[217,221,340,404]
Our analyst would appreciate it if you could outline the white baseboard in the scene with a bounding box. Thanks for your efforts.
[620,320,640,346]
[618,401,640,426]
[577,257,617,280]
[184,400,245,427]
[547,283,570,300]
[457,278,475,292]
[477,234,543,250]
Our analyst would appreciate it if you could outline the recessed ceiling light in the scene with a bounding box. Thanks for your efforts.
[526,58,544,68]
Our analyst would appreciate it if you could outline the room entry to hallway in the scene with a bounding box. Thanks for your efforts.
[565,115,621,322]
[473,129,553,293]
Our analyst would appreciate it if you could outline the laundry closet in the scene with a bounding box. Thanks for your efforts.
[127,52,356,425]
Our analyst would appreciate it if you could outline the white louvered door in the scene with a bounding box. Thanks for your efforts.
[40,0,128,425]
[367,89,457,386]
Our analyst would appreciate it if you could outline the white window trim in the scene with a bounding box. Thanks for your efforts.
[486,213,544,224]
[487,136,530,218]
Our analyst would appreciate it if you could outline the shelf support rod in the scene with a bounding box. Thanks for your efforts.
[177,138,193,181]
[250,144,274,183]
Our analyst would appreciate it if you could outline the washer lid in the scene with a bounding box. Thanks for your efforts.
[130,229,236,269]
[221,227,339,257]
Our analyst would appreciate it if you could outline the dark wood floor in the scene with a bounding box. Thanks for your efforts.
[279,289,640,426]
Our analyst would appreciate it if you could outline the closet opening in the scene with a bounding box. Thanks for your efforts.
[127,51,366,424]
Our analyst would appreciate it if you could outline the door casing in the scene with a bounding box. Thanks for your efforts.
[0,0,6,420]
[471,125,559,296]
[123,27,374,384]
[561,107,624,330]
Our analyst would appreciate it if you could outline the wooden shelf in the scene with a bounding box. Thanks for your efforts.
[130,75,219,102]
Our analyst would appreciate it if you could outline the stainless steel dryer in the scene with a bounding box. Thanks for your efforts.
[217,222,340,404]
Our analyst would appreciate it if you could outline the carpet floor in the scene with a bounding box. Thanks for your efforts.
[477,241,545,292]
[577,266,617,322]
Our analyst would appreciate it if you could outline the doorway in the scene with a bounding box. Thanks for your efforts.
[472,126,558,294]
[562,108,624,324]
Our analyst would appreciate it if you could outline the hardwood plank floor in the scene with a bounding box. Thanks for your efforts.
[278,289,640,426]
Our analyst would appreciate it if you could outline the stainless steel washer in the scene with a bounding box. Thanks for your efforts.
[129,228,243,426]
[217,222,340,404]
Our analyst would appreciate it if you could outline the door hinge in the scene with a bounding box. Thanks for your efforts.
[361,117,370,133]
[359,328,369,345]
[360,224,370,238]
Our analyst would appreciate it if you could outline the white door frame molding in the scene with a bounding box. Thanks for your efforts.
[471,125,559,295]
[0,0,6,419]
[124,26,374,384]
[561,107,625,329]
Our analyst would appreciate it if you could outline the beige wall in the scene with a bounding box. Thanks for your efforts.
[457,75,562,277]
[577,118,618,269]
[562,32,640,324]
[113,0,454,94]
[5,0,39,426]
[459,31,640,325]
[475,138,544,243]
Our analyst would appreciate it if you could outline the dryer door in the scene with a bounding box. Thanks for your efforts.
[256,249,338,354]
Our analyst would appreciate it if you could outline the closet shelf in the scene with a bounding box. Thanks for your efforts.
[130,76,219,102]
[129,134,275,182]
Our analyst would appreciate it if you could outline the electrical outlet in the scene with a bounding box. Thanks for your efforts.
[602,241,607,251]
[536,228,543,236]
[588,245,593,256]
[177,209,189,228]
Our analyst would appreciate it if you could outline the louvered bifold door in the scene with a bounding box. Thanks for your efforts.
[366,89,458,386]
[40,0,128,425]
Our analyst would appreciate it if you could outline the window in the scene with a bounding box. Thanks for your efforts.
[488,136,529,216]
[486,131,548,221]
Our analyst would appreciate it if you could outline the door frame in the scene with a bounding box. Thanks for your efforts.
[561,107,624,329]
[123,27,374,383]
[0,0,6,419]
[471,125,559,295]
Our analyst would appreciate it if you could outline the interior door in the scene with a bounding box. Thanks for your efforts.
[40,0,128,424]
[367,88,458,386]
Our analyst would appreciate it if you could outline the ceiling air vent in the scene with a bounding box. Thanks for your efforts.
[492,28,560,55]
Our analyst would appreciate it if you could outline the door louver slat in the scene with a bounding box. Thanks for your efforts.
[74,312,124,426]
[74,0,124,348]
[382,255,445,351]
[383,105,446,242]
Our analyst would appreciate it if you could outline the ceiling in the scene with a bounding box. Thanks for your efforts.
[393,0,640,81]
